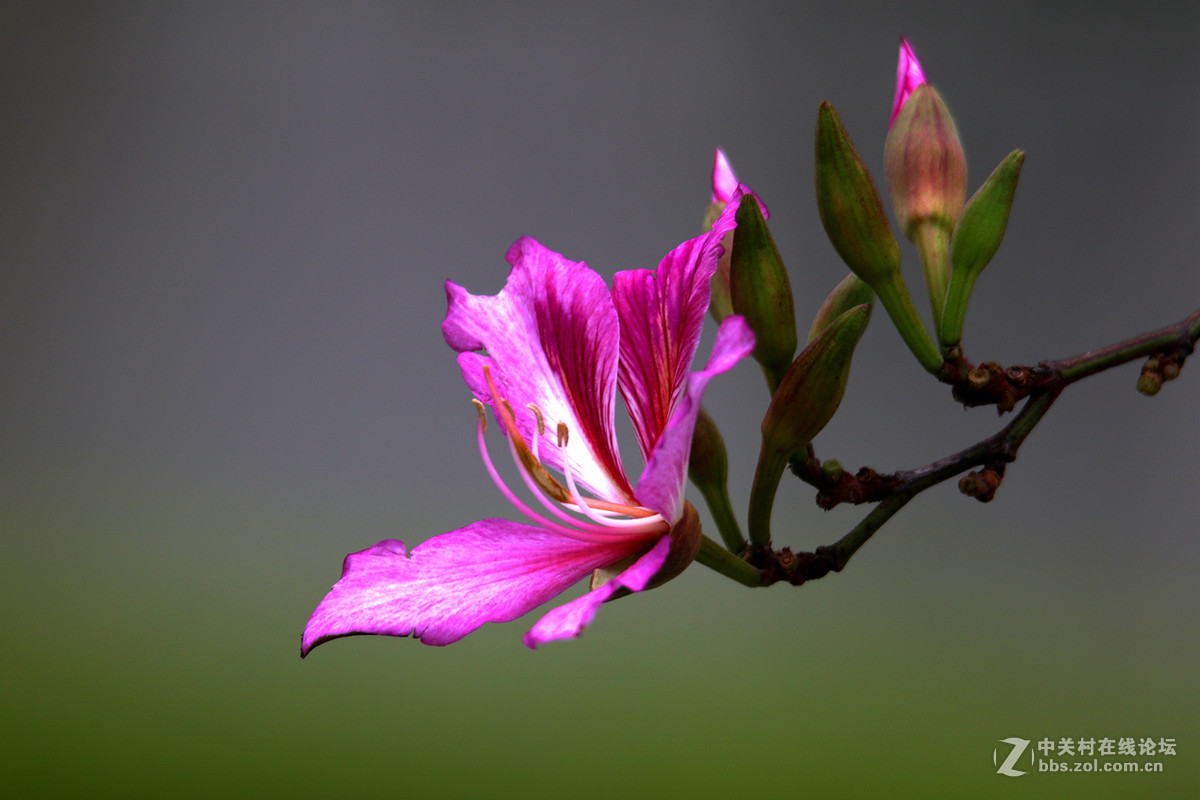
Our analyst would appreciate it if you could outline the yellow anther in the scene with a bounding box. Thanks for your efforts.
[481,363,572,503]
[526,404,546,436]
[471,398,487,434]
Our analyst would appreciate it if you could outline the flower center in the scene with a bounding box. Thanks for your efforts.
[472,366,668,543]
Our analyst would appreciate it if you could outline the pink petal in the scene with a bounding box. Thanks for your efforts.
[523,534,672,649]
[302,519,649,653]
[443,237,634,503]
[890,38,927,127]
[711,148,739,204]
[633,315,755,522]
[612,228,725,463]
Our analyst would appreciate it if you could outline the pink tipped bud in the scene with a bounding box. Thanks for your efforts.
[711,148,739,204]
[890,38,927,127]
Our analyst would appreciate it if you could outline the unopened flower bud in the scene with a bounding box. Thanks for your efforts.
[886,81,967,333]
[808,273,874,344]
[941,150,1025,348]
[688,406,744,552]
[816,101,901,288]
[816,101,941,373]
[762,303,871,457]
[885,84,967,240]
[731,193,797,390]
[688,405,729,495]
[748,304,871,546]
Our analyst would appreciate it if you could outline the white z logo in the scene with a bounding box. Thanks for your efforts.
[994,737,1031,777]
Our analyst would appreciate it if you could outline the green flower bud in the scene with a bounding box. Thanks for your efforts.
[687,405,744,552]
[748,303,871,546]
[940,150,1025,348]
[808,273,874,344]
[815,101,901,287]
[730,193,797,391]
[762,303,871,458]
[816,101,942,374]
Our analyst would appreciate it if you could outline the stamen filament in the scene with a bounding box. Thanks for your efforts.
[482,366,572,503]
[560,448,669,534]
[474,416,634,544]
[503,435,636,537]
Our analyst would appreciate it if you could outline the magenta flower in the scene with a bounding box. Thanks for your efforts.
[890,38,927,127]
[301,217,755,653]
[711,147,739,204]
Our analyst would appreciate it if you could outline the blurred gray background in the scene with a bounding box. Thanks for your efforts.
[3,2,1198,797]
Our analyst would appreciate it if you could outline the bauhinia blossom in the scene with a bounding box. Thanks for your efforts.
[301,210,755,654]
[890,38,927,127]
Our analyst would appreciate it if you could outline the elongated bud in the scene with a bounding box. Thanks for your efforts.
[816,101,941,373]
[885,84,966,333]
[688,405,729,496]
[748,304,871,546]
[762,303,871,457]
[885,85,967,238]
[815,101,901,287]
[808,273,874,344]
[941,150,1025,348]
[731,193,797,390]
[688,406,744,552]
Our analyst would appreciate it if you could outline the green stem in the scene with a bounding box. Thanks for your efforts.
[695,534,767,587]
[875,271,944,375]
[747,444,789,547]
[915,222,950,340]
[1053,310,1200,384]
[696,479,746,554]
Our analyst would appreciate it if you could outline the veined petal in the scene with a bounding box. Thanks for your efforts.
[634,315,755,522]
[301,519,650,653]
[523,534,672,649]
[444,237,633,502]
[613,228,725,462]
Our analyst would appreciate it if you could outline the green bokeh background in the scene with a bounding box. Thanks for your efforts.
[4,2,1198,798]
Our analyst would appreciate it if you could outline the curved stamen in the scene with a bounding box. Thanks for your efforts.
[559,446,669,534]
[475,367,667,537]
[501,434,639,537]
[526,403,545,462]
[473,402,628,544]
[482,366,572,503]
